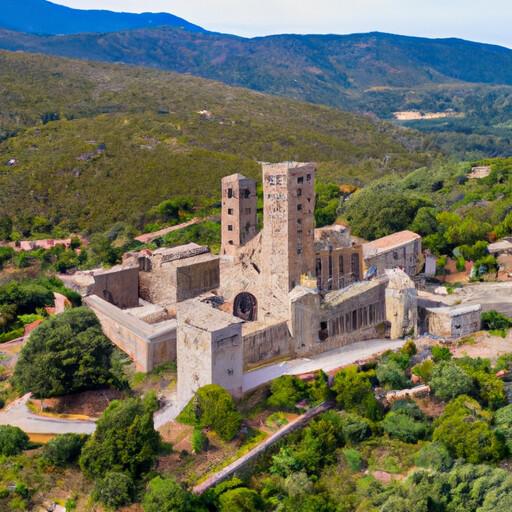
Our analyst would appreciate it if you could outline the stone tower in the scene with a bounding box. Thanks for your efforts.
[261,162,316,315]
[221,174,258,256]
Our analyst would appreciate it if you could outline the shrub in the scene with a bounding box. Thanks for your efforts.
[307,370,332,404]
[332,365,383,420]
[430,361,474,401]
[382,411,429,443]
[412,359,434,382]
[219,488,263,512]
[80,394,161,480]
[339,412,372,444]
[94,472,133,509]
[433,395,504,463]
[267,375,308,410]
[0,425,29,456]
[495,404,512,454]
[431,345,452,362]
[192,427,208,454]
[14,308,115,398]
[43,433,87,466]
[376,359,410,390]
[482,310,511,331]
[143,476,202,512]
[178,385,242,441]
[414,442,453,471]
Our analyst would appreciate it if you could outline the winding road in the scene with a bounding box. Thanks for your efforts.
[0,338,406,436]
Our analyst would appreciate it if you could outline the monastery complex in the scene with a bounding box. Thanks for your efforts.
[64,162,483,409]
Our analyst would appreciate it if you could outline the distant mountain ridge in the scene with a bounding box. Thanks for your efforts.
[0,0,205,35]
[1,26,512,107]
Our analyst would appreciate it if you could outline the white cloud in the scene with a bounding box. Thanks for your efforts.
[53,0,512,47]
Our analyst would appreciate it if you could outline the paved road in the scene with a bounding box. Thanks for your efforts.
[0,391,183,435]
[0,339,406,435]
[243,338,406,391]
[0,394,96,435]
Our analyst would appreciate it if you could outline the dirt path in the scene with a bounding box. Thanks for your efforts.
[135,218,202,244]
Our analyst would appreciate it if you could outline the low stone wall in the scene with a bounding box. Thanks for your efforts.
[192,402,332,495]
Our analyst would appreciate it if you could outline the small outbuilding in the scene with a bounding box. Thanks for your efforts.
[426,304,482,339]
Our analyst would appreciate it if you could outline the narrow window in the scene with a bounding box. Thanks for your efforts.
[228,225,234,232]
[297,204,303,211]
[297,176,304,184]
[228,208,234,215]
[227,188,233,198]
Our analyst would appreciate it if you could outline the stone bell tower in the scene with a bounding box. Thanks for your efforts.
[221,174,258,257]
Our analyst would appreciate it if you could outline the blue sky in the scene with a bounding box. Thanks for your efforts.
[53,0,512,47]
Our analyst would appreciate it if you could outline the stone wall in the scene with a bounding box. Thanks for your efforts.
[426,305,482,338]
[90,266,139,309]
[85,295,177,373]
[242,321,291,368]
[315,246,363,292]
[139,252,219,305]
[315,280,387,355]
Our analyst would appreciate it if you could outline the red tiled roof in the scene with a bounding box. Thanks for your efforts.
[363,230,421,257]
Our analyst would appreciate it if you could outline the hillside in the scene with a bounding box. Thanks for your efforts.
[0,51,433,234]
[1,28,512,105]
[0,0,205,35]
[2,27,512,156]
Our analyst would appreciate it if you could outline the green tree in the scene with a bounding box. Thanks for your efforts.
[0,425,29,456]
[0,215,12,240]
[267,375,308,410]
[339,412,372,444]
[93,472,133,509]
[0,280,54,315]
[332,365,383,420]
[433,395,504,463]
[178,385,242,441]
[219,488,264,512]
[430,360,474,401]
[43,433,87,466]
[14,308,115,398]
[410,207,438,236]
[80,395,161,480]
[376,359,410,390]
[143,476,203,512]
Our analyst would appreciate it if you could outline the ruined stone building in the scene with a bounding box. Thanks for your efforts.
[65,161,466,409]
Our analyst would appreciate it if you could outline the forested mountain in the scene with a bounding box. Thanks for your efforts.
[0,51,432,233]
[0,0,205,35]
[2,24,512,155]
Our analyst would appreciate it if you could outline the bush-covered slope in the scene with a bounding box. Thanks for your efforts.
[0,51,433,233]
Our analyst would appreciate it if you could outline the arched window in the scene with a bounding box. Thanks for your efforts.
[233,293,258,322]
